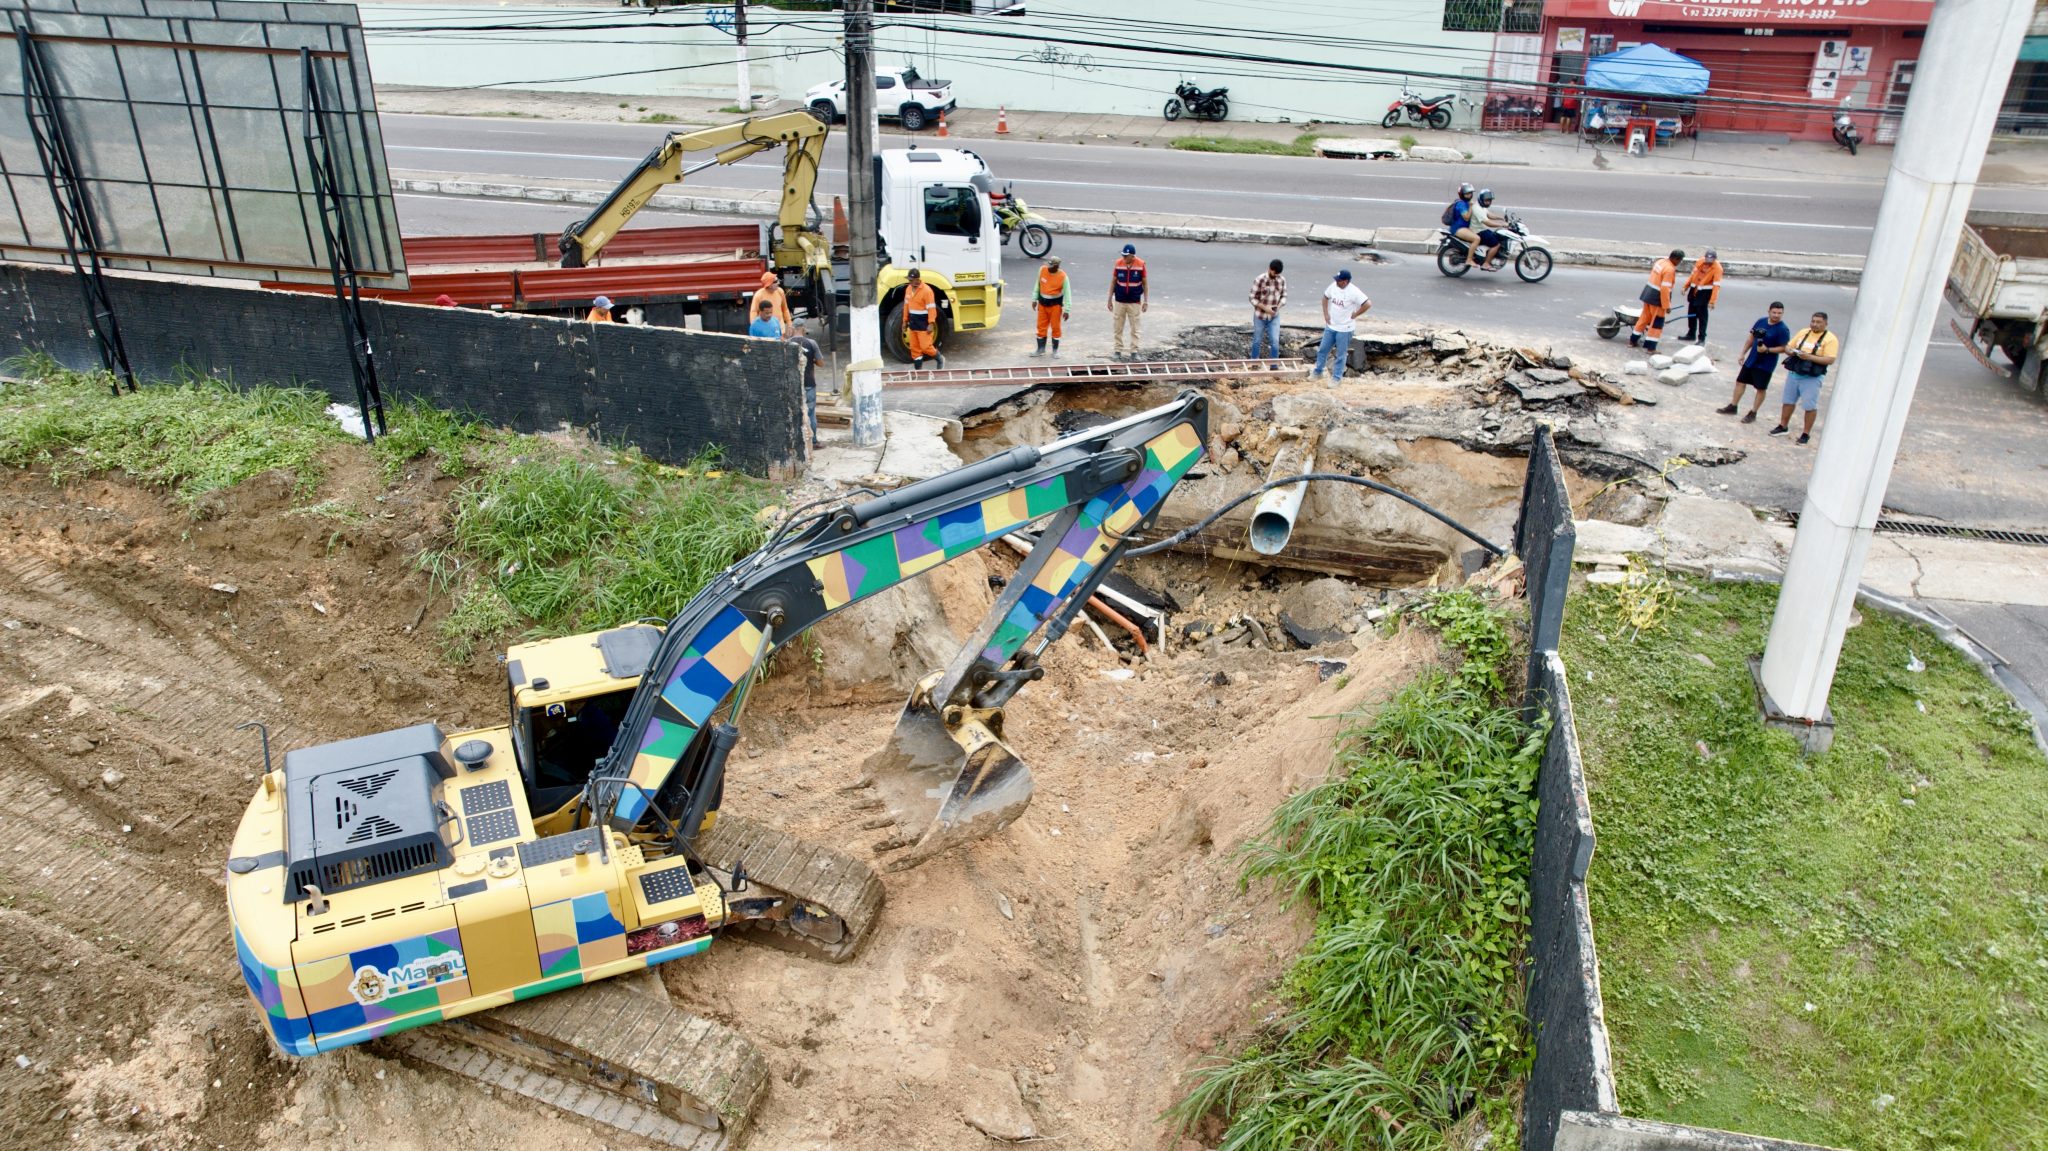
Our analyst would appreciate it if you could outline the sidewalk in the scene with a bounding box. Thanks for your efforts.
[375,84,2048,188]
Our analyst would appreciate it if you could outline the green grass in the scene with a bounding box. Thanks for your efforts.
[435,452,770,659]
[0,356,775,664]
[639,112,681,124]
[1175,589,1544,1149]
[1170,132,1327,157]
[1562,578,2048,1149]
[0,356,347,506]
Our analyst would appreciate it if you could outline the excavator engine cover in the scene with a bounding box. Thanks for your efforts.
[858,674,1031,871]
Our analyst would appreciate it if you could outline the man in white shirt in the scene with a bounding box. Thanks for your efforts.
[1313,269,1371,383]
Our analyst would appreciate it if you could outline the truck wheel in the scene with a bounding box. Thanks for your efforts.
[809,100,837,124]
[900,105,927,131]
[882,300,948,363]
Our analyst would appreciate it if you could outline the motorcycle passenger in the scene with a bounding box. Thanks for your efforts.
[1443,184,1481,269]
[1472,189,1507,270]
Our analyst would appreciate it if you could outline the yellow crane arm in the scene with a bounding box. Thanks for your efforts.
[558,111,830,268]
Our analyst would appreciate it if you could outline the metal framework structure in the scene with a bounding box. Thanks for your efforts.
[13,24,134,393]
[299,48,383,440]
[880,358,1312,388]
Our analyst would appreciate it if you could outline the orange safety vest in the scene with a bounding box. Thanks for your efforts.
[1111,257,1146,303]
[902,281,938,330]
[1036,266,1068,308]
[1645,258,1677,309]
[1683,259,1723,305]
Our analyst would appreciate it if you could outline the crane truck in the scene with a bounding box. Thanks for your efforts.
[226,393,1210,1146]
[557,110,1005,362]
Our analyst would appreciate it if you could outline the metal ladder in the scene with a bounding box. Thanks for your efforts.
[881,358,1311,389]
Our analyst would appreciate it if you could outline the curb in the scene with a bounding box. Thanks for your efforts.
[394,173,1866,286]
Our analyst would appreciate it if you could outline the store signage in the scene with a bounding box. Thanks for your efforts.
[1544,0,1933,25]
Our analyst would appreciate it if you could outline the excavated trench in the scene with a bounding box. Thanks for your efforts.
[0,325,1626,1151]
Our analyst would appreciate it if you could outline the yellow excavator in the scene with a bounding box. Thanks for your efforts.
[226,394,1210,1146]
[556,110,1006,362]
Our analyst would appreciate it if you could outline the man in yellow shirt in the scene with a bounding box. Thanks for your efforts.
[1769,311,1840,446]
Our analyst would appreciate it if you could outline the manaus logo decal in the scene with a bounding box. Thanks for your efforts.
[349,952,468,1005]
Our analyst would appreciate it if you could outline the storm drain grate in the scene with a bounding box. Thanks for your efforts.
[1780,512,2048,548]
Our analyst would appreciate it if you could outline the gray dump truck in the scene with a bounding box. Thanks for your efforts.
[1947,210,2048,394]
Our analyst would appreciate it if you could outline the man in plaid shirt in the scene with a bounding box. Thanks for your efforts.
[1248,259,1286,360]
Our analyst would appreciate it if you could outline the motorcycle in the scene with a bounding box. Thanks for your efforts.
[1163,80,1229,123]
[991,182,1053,259]
[1832,111,1861,156]
[1433,212,1554,284]
[1383,85,1456,131]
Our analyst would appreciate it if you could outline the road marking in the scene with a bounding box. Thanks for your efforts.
[1721,192,1811,199]
[391,144,636,165]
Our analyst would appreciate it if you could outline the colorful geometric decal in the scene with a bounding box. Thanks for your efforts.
[980,422,1202,663]
[235,925,315,1056]
[805,476,1070,611]
[617,606,762,824]
[533,891,627,977]
[297,926,472,1039]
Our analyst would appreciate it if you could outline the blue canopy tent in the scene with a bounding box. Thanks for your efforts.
[1585,44,1710,98]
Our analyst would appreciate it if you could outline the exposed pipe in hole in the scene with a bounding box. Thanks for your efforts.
[1249,441,1315,556]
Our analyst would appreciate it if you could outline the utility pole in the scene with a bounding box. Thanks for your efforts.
[1758,0,2034,731]
[733,2,752,113]
[846,0,885,447]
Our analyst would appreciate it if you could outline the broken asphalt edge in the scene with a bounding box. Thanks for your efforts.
[392,171,1867,286]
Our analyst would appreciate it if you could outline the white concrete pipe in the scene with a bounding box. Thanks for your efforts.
[1248,443,1314,556]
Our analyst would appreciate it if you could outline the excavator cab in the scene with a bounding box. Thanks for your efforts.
[504,624,665,831]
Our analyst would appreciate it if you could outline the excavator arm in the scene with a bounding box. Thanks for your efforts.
[558,110,830,269]
[590,392,1210,870]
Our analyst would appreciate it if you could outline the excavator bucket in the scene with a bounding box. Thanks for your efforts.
[851,681,1033,872]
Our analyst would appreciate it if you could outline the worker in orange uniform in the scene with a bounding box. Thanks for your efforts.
[751,272,792,338]
[1680,248,1723,345]
[1030,256,1070,358]
[1631,248,1682,354]
[585,295,613,323]
[902,267,942,370]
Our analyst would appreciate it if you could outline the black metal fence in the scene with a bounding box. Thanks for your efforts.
[1516,425,1620,1151]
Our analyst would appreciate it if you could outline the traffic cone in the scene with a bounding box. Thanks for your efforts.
[936,108,949,138]
[996,106,1010,135]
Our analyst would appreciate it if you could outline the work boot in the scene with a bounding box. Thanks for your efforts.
[1642,340,1659,354]
[1030,337,1046,358]
[1050,339,1060,359]
[1628,333,1641,348]
[910,357,924,371]
[935,351,946,369]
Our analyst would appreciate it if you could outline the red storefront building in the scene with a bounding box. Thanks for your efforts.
[1538,0,1935,142]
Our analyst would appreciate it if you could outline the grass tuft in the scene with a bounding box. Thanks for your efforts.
[1564,577,2048,1148]
[370,398,487,480]
[1175,588,1542,1149]
[0,357,346,505]
[1170,132,1326,157]
[438,451,770,659]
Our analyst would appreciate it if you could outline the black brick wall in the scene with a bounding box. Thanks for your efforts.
[0,265,803,475]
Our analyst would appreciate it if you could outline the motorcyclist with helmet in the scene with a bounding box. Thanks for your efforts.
[1444,183,1482,269]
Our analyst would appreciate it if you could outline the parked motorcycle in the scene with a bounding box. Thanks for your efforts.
[1434,212,1554,284]
[1832,111,1861,156]
[991,183,1053,259]
[1383,85,1456,131]
[1163,81,1229,123]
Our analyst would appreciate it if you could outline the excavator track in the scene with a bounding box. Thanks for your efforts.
[697,813,886,963]
[380,980,770,1151]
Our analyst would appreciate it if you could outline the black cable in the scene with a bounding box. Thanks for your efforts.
[1128,473,1506,559]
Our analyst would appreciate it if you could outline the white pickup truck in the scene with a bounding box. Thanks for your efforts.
[805,66,955,132]
[1948,210,2048,394]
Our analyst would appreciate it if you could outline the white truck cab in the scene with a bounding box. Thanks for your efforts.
[875,147,1003,361]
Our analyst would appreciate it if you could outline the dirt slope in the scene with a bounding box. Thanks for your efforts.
[0,453,1431,1150]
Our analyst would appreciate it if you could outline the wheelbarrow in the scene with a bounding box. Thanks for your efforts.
[1596,302,1642,340]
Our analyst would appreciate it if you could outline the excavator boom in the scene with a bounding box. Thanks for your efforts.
[558,111,830,269]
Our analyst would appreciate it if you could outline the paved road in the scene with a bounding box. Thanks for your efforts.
[382,113,2048,260]
[396,191,2048,532]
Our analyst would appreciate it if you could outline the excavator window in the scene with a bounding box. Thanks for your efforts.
[513,687,635,812]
